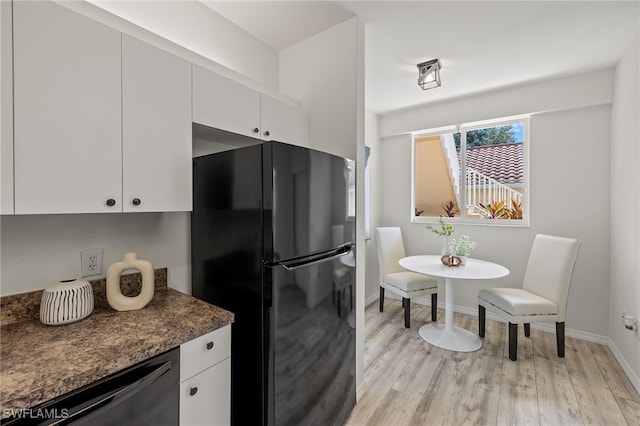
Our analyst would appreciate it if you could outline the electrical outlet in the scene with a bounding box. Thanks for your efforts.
[81,249,103,277]
[621,308,638,333]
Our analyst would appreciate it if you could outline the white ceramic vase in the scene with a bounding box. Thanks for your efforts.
[106,252,154,311]
[40,279,94,325]
[441,236,450,255]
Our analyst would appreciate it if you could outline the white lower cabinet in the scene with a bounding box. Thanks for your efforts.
[180,358,231,426]
[180,325,231,426]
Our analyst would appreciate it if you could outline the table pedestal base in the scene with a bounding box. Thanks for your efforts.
[418,323,482,352]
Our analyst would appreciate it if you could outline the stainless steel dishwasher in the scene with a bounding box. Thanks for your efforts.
[2,348,179,425]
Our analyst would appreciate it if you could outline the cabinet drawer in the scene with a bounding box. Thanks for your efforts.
[180,357,231,426]
[181,324,231,380]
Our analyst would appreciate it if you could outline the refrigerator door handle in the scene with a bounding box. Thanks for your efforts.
[273,244,354,271]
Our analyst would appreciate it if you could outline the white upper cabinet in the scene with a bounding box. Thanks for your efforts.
[13,0,122,214]
[10,2,305,214]
[260,95,308,146]
[122,35,192,212]
[192,65,261,139]
[11,2,192,214]
[192,64,308,146]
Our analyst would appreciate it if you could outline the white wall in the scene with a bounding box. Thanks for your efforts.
[87,0,279,89]
[1,213,191,295]
[0,1,10,288]
[364,110,382,303]
[610,33,640,389]
[380,68,613,138]
[380,73,613,341]
[279,17,361,161]
[1,1,13,215]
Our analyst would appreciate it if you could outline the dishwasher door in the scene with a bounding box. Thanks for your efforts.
[2,348,179,425]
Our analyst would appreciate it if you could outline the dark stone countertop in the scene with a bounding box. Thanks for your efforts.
[0,269,233,414]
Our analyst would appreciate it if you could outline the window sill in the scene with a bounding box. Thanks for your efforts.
[411,216,530,228]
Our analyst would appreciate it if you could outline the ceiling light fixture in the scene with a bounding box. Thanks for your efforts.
[417,59,441,90]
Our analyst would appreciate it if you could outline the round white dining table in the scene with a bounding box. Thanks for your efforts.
[399,255,509,352]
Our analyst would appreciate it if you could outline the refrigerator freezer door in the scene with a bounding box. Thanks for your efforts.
[263,142,355,263]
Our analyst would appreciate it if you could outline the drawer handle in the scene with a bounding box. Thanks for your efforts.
[106,198,116,207]
[253,127,259,133]
[132,198,141,206]
[206,341,214,350]
[190,387,198,396]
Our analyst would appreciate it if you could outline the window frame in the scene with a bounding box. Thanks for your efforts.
[411,115,530,227]
[346,158,356,221]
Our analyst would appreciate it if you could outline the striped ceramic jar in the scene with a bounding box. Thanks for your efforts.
[40,279,94,325]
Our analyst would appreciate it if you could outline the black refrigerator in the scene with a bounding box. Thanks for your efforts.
[191,141,356,426]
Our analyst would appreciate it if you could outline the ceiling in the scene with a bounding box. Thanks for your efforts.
[202,1,640,115]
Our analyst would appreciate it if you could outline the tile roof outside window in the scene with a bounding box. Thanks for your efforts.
[463,143,524,185]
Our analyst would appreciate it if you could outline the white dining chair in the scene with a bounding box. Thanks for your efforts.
[478,234,580,361]
[376,227,438,328]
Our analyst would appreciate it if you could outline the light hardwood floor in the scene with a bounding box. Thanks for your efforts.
[346,299,640,426]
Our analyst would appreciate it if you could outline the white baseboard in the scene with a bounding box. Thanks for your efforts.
[364,293,379,307]
[607,338,640,395]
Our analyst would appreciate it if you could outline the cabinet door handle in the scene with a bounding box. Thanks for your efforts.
[264,130,270,137]
[132,198,141,206]
[253,127,259,133]
[189,387,198,396]
[206,342,214,350]
[106,198,116,207]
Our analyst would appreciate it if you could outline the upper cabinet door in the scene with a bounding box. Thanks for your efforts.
[192,65,261,138]
[260,95,308,146]
[122,35,192,212]
[13,1,122,214]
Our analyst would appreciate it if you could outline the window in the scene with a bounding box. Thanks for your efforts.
[412,116,529,225]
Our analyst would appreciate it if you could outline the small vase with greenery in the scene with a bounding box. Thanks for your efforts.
[449,235,476,264]
[426,218,455,255]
